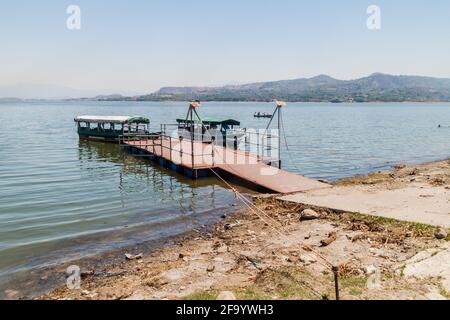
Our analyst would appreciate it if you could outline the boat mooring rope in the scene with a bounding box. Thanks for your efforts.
[209,165,334,270]
[188,103,335,271]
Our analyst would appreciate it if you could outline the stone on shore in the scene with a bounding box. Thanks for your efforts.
[300,209,320,221]
[403,243,450,294]
[125,253,143,261]
[299,254,317,265]
[435,227,448,240]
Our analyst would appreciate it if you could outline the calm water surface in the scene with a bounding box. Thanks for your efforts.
[1,101,450,294]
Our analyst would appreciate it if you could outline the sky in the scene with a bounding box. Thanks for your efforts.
[0,0,449,96]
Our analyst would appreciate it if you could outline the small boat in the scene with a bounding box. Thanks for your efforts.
[74,115,150,142]
[176,116,245,145]
[254,112,272,118]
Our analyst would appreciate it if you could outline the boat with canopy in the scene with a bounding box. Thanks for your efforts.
[176,116,245,144]
[74,115,150,142]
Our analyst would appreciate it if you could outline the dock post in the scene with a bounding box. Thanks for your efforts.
[257,131,260,159]
[211,136,215,166]
[160,124,163,156]
[190,112,195,170]
[277,104,282,169]
[261,133,265,162]
[234,136,238,151]
[179,136,183,163]
[169,136,172,162]
[333,266,340,301]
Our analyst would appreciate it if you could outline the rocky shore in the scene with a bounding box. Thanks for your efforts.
[42,160,450,300]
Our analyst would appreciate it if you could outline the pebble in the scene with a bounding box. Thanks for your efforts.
[125,253,143,261]
[435,227,448,240]
[81,290,91,296]
[300,209,320,221]
[299,254,317,265]
[179,251,190,259]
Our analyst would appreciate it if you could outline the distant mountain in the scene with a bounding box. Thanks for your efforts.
[0,84,139,100]
[66,94,127,102]
[0,97,23,103]
[0,83,104,99]
[3,73,450,102]
[127,73,450,102]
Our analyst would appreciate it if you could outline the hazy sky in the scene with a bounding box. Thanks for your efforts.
[1,0,449,95]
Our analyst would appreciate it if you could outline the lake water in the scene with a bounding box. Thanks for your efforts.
[1,101,450,295]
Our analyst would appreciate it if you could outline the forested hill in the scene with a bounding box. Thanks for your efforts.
[101,73,450,103]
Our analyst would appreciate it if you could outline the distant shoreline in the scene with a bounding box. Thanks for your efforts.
[3,73,450,103]
[3,99,450,104]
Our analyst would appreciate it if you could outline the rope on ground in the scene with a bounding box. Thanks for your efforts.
[209,167,285,237]
[209,166,334,270]
[191,106,336,270]
[208,144,285,230]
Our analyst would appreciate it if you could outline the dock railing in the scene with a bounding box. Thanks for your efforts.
[119,126,280,169]
[119,131,218,169]
[222,128,280,165]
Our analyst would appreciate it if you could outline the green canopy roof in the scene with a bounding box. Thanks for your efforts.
[127,117,150,124]
[176,116,240,126]
[74,116,150,124]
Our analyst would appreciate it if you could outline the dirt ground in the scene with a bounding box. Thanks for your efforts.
[41,161,450,301]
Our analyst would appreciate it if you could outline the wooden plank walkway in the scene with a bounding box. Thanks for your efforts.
[123,137,329,194]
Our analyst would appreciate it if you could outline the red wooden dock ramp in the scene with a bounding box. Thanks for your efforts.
[217,163,330,194]
[121,137,330,194]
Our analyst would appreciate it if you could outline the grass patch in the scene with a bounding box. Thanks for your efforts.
[353,212,434,232]
[235,288,271,300]
[337,211,436,239]
[334,172,391,186]
[183,268,374,301]
[339,276,367,297]
[252,267,326,300]
[439,287,449,299]
[183,291,218,301]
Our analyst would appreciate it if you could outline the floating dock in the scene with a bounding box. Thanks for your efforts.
[121,136,329,194]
